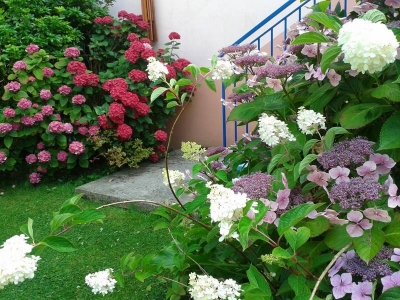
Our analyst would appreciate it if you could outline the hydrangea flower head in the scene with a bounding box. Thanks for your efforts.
[212,60,234,80]
[181,141,205,161]
[146,57,169,81]
[162,169,185,188]
[338,18,398,74]
[258,113,295,147]
[69,141,85,155]
[188,273,242,300]
[0,152,7,164]
[64,47,80,58]
[85,269,116,296]
[297,106,326,134]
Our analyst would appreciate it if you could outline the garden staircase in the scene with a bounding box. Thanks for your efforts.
[221,0,349,146]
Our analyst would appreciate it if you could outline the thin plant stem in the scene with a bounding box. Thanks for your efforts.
[309,243,351,300]
[158,275,189,288]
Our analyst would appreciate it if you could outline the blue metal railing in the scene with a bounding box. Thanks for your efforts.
[221,0,348,147]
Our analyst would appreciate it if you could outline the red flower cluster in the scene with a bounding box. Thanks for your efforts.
[102,78,128,92]
[128,70,147,82]
[127,33,139,42]
[149,153,159,162]
[141,49,156,60]
[171,58,191,71]
[110,85,129,101]
[94,16,114,24]
[67,61,87,75]
[117,124,133,141]
[108,103,125,124]
[168,32,181,40]
[157,145,166,153]
[135,102,150,117]
[120,92,139,109]
[136,20,150,30]
[166,65,177,80]
[124,49,140,64]
[154,130,168,142]
[73,73,100,87]
[98,115,112,129]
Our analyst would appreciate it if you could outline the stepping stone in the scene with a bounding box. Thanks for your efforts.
[75,151,196,210]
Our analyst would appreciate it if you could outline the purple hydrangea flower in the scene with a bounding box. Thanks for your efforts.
[330,273,353,299]
[232,172,274,199]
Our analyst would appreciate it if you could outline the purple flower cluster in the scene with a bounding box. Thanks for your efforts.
[329,177,382,209]
[20,116,35,126]
[3,108,15,118]
[276,187,308,215]
[57,85,72,95]
[219,44,257,55]
[206,146,229,157]
[317,137,374,169]
[256,63,303,79]
[227,92,255,104]
[235,55,270,68]
[5,81,21,92]
[13,61,27,70]
[0,123,13,134]
[232,172,274,199]
[17,98,32,110]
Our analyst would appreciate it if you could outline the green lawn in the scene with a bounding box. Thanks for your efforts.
[0,178,170,299]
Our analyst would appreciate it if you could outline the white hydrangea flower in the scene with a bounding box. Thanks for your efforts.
[338,18,398,74]
[85,268,117,296]
[206,182,247,241]
[188,272,242,300]
[258,113,295,147]
[146,57,169,81]
[297,106,326,134]
[0,234,41,289]
[162,168,186,187]
[212,60,234,80]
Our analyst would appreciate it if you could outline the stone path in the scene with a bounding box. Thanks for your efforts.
[75,151,195,210]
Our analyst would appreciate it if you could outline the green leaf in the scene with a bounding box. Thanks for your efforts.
[353,226,385,263]
[304,83,335,106]
[360,9,386,23]
[303,216,330,237]
[323,127,349,151]
[184,64,199,78]
[15,90,29,99]
[50,213,74,233]
[166,101,178,108]
[278,203,323,236]
[40,236,76,252]
[267,154,283,174]
[294,154,318,180]
[378,287,400,299]
[61,194,83,207]
[205,77,216,92]
[320,45,342,73]
[307,12,342,33]
[227,93,289,123]
[371,82,400,102]
[33,68,44,80]
[284,227,310,251]
[246,265,272,297]
[150,87,168,103]
[272,247,293,259]
[4,136,13,148]
[324,225,352,251]
[303,139,319,156]
[239,217,252,250]
[288,274,310,296]
[379,113,400,150]
[385,220,400,246]
[177,78,192,86]
[72,209,105,225]
[20,218,34,241]
[79,159,89,168]
[339,103,383,129]
[291,32,330,45]
[215,170,228,182]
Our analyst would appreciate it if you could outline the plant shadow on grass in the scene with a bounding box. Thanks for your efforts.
[0,169,170,299]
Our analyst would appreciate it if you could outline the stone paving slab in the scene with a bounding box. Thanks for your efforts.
[75,151,195,210]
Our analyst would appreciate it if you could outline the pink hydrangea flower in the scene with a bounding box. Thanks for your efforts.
[388,184,400,208]
[20,116,35,126]
[32,103,39,108]
[370,153,396,174]
[363,208,391,223]
[69,141,85,155]
[329,166,350,184]
[301,44,318,58]
[25,154,37,164]
[168,32,181,40]
[346,210,372,237]
[72,94,86,105]
[17,98,32,110]
[154,130,167,142]
[57,151,68,162]
[88,125,100,136]
[381,271,400,292]
[34,113,43,122]
[29,172,41,184]
[3,108,15,118]
[0,152,8,164]
[63,123,73,134]
[43,67,54,77]
[351,281,372,299]
[78,127,89,135]
[29,76,36,82]
[0,123,13,134]
[391,248,400,262]
[57,85,72,95]
[54,113,61,121]
[37,142,45,150]
[64,47,80,58]
[385,0,400,8]
[276,189,290,209]
[40,89,52,100]
[41,105,54,116]
[307,170,330,187]
[37,166,47,174]
[48,121,64,133]
[37,150,51,162]
[26,44,40,54]
[12,122,20,130]
[266,78,283,91]
[326,69,341,87]
[5,81,21,92]
[356,161,379,181]
[13,61,27,70]
[313,67,326,81]
[330,273,353,299]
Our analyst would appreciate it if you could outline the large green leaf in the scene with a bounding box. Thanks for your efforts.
[150,87,168,103]
[371,82,400,102]
[379,287,400,300]
[33,68,44,80]
[320,45,342,73]
[339,103,383,129]
[307,12,342,33]
[379,113,400,150]
[227,92,289,123]
[40,236,76,252]
[288,274,310,296]
[324,225,352,251]
[323,127,349,151]
[246,265,272,298]
[72,209,105,225]
[239,216,252,250]
[385,219,400,246]
[360,9,386,23]
[291,32,330,45]
[284,227,310,251]
[303,83,335,107]
[353,226,385,263]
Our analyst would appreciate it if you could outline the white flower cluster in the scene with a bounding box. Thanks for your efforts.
[162,168,186,188]
[206,182,247,241]
[85,268,117,296]
[0,234,40,289]
[258,113,295,147]
[188,273,242,300]
[296,106,326,134]
[338,18,398,74]
[146,57,169,81]
[212,60,234,80]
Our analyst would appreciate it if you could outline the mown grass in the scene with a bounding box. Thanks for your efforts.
[0,177,170,299]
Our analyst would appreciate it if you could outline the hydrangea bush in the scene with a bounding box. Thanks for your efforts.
[0,10,193,182]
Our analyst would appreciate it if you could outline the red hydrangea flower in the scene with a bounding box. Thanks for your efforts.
[117,124,133,141]
[37,142,45,150]
[29,172,41,184]
[94,16,114,24]
[3,108,15,118]
[13,61,27,70]
[171,58,191,70]
[183,84,196,93]
[73,73,99,87]
[26,44,40,54]
[72,94,86,105]
[110,86,128,101]
[98,115,112,129]
[5,81,21,92]
[102,78,128,92]
[136,20,150,30]
[78,126,89,135]
[48,121,64,133]
[140,38,151,44]
[125,49,140,63]
[67,61,87,75]
[37,150,51,162]
[157,145,166,153]
[118,10,129,18]
[17,98,32,110]
[20,116,35,126]
[69,141,85,155]
[128,69,148,82]
[154,130,168,142]
[0,123,13,134]
[64,47,80,58]
[135,102,150,116]
[139,96,148,103]
[41,105,54,116]
[166,65,177,80]
[108,102,126,124]
[57,151,68,162]
[88,125,100,136]
[168,32,181,40]
[127,33,139,42]
[141,49,156,60]
[58,85,72,95]
[40,90,52,100]
[129,41,145,53]
[127,13,138,23]
[43,68,54,77]
[34,113,43,122]
[121,92,139,108]
[25,154,37,164]
[149,153,159,162]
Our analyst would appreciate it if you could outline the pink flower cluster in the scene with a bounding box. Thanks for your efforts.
[26,44,40,54]
[57,85,72,95]
[98,115,112,129]
[3,108,15,118]
[13,61,27,70]
[128,70,147,82]
[43,68,54,77]
[57,151,68,162]
[168,32,181,40]
[94,16,114,24]
[0,151,7,164]
[20,116,35,126]
[154,130,167,142]
[63,123,73,134]
[67,61,87,75]
[88,125,100,136]
[17,98,32,110]
[37,150,51,163]
[29,172,41,184]
[117,124,133,141]
[41,105,54,116]
[73,73,99,87]
[108,103,125,124]
[0,123,13,134]
[40,89,52,100]
[25,154,37,164]
[69,141,85,155]
[5,81,21,92]
[72,94,86,105]
[34,113,43,122]
[64,47,80,58]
